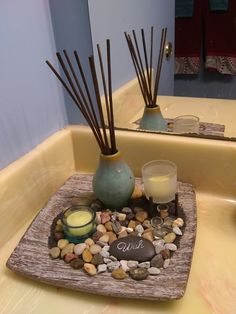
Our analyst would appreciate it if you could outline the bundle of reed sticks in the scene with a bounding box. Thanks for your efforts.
[125,27,167,108]
[46,40,117,155]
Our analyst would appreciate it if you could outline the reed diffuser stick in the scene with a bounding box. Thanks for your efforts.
[46,40,117,155]
[125,27,167,108]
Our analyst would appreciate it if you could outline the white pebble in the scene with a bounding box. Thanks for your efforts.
[103,258,112,264]
[153,239,165,247]
[127,260,139,269]
[126,227,133,233]
[172,218,184,228]
[120,260,130,272]
[100,250,110,258]
[138,261,150,269]
[163,258,170,269]
[165,243,177,251]
[102,245,110,251]
[107,261,120,272]
[109,255,117,261]
[135,224,144,234]
[74,243,86,256]
[97,264,107,273]
[173,226,182,235]
[155,244,165,254]
[148,267,161,275]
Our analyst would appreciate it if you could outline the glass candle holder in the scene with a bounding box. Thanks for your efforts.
[62,205,96,243]
[142,160,177,204]
[173,115,200,134]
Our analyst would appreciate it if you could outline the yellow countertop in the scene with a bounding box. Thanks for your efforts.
[1,126,236,314]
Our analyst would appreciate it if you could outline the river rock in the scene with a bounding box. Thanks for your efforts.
[165,243,177,251]
[163,232,176,243]
[163,258,170,269]
[161,249,171,259]
[64,253,77,263]
[112,221,122,234]
[120,260,129,272]
[82,248,93,262]
[135,224,144,235]
[89,244,102,255]
[112,268,128,280]
[100,250,110,258]
[148,267,161,275]
[127,260,139,269]
[135,210,148,222]
[74,243,87,256]
[142,230,154,242]
[97,224,107,234]
[172,218,184,228]
[173,226,183,235]
[109,236,155,262]
[91,253,104,266]
[138,261,150,269]
[61,243,75,258]
[107,261,120,272]
[150,254,164,268]
[54,231,64,241]
[99,234,109,243]
[129,268,149,281]
[143,219,152,229]
[49,247,60,259]
[57,239,69,250]
[97,264,107,273]
[104,221,113,231]
[117,213,126,221]
[84,263,97,276]
[121,207,132,214]
[101,212,111,224]
[92,230,103,242]
[85,238,94,246]
[70,258,84,269]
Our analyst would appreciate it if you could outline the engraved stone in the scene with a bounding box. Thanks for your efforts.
[109,236,155,262]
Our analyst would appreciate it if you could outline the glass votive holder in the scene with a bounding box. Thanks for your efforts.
[142,160,177,204]
[151,216,169,239]
[173,115,200,134]
[62,205,96,243]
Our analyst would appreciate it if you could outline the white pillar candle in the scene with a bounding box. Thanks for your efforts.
[142,160,177,204]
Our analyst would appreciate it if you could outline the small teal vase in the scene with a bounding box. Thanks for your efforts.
[92,151,135,210]
[140,105,167,131]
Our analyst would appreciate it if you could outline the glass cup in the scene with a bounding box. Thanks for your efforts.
[142,160,177,204]
[173,115,200,134]
[62,205,96,243]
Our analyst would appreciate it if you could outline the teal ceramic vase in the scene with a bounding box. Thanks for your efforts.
[92,151,135,209]
[140,105,167,131]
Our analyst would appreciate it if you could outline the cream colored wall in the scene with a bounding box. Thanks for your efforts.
[70,125,236,200]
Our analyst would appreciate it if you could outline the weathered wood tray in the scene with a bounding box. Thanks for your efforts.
[7,173,197,301]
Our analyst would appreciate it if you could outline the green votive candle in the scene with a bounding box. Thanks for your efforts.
[62,206,96,243]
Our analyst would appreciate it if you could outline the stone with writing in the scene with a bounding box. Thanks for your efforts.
[109,236,155,262]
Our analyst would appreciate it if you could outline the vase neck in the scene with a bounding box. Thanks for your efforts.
[100,150,121,161]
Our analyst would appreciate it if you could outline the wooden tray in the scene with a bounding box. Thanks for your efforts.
[7,173,197,301]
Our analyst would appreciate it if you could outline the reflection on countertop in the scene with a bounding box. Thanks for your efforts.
[109,78,236,139]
